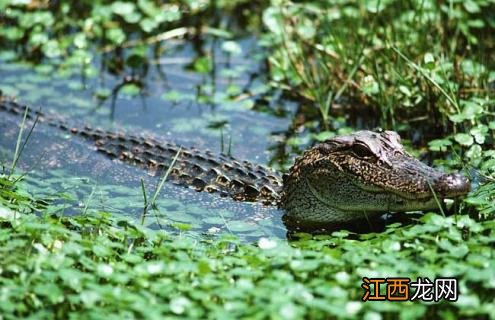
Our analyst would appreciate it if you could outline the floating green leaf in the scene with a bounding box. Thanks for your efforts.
[454,133,474,146]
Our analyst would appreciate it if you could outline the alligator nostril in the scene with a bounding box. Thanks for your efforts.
[434,173,470,197]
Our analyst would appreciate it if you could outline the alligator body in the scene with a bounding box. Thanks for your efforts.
[0,98,283,205]
[0,97,470,226]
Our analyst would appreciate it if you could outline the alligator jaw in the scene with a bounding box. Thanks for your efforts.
[282,130,471,225]
[382,170,471,203]
[431,172,471,198]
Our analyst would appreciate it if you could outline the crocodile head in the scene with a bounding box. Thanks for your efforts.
[282,130,470,226]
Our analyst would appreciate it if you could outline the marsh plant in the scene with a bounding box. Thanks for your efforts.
[0,0,494,318]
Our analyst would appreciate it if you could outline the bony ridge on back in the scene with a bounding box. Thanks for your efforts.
[0,97,471,227]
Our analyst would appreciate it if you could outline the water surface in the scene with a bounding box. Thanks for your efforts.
[0,36,296,241]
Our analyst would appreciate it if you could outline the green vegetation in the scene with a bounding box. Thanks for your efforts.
[263,1,495,171]
[0,0,494,318]
[0,179,494,318]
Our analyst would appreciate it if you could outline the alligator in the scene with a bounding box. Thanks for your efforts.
[0,97,470,227]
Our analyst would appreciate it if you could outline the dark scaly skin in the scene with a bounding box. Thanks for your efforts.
[0,98,282,204]
[282,131,470,226]
[93,134,283,204]
[0,97,471,226]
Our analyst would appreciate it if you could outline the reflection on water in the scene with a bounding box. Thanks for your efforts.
[0,110,288,241]
[0,34,298,241]
[1,37,293,163]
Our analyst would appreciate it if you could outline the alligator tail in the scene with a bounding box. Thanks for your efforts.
[0,97,282,204]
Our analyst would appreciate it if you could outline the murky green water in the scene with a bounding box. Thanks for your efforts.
[0,36,297,241]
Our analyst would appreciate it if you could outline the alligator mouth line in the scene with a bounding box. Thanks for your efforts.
[305,176,388,214]
[344,172,433,201]
[307,173,455,214]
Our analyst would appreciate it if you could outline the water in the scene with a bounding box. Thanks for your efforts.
[0,36,296,241]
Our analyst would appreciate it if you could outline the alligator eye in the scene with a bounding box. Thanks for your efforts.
[351,144,375,159]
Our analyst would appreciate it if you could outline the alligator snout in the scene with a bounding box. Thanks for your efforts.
[433,172,470,197]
